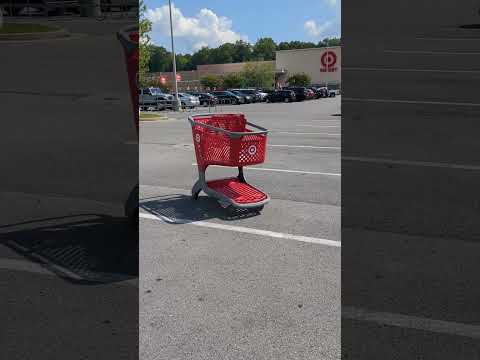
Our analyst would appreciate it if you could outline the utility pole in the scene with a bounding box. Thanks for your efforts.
[168,0,181,111]
[92,0,101,18]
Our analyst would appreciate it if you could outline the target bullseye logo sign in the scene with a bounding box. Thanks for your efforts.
[320,50,338,73]
[248,145,257,156]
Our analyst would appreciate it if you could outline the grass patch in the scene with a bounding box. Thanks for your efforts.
[0,23,59,34]
[139,112,167,121]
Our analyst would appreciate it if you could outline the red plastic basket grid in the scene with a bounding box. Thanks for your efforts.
[207,178,268,204]
[191,114,267,168]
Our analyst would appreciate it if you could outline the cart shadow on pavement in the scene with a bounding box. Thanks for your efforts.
[140,194,262,224]
[0,214,138,285]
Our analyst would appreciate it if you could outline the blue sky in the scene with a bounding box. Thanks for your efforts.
[144,0,341,54]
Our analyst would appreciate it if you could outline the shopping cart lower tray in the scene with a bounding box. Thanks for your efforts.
[188,113,270,210]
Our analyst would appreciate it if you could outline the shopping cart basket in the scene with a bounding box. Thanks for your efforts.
[117,24,139,135]
[188,113,270,211]
[117,25,139,225]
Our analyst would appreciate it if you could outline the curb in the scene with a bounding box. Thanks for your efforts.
[140,116,168,122]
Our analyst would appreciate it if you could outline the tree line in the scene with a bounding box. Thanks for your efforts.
[149,37,341,73]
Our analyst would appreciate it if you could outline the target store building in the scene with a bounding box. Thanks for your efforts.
[275,47,341,89]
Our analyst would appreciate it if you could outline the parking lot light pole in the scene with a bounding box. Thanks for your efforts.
[168,0,181,111]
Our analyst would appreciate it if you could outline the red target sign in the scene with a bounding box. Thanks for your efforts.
[320,50,338,72]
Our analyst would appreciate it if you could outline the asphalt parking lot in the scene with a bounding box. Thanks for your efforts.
[139,97,341,359]
[1,18,139,359]
[342,8,480,358]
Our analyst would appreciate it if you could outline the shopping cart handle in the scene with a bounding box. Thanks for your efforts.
[117,25,139,54]
[188,116,268,138]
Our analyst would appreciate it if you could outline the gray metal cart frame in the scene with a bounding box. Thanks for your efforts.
[188,113,270,210]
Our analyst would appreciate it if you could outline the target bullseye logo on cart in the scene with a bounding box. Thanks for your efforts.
[195,134,201,143]
[248,145,257,156]
[320,50,338,73]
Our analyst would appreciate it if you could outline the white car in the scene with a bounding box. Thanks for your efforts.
[257,91,269,101]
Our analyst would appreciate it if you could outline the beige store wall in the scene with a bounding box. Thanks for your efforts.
[276,47,341,86]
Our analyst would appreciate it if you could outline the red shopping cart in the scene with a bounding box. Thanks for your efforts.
[188,113,270,211]
[117,25,139,135]
[117,25,139,225]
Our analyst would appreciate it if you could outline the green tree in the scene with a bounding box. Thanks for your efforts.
[149,45,171,72]
[317,37,341,47]
[176,53,194,71]
[139,0,152,87]
[287,73,311,86]
[277,40,317,51]
[210,43,235,64]
[222,72,245,88]
[253,37,277,61]
[242,62,275,89]
[233,40,253,62]
[191,47,212,66]
[200,74,222,90]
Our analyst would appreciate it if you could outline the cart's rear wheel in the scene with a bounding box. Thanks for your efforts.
[255,205,264,213]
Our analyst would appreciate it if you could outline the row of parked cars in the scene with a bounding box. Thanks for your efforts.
[139,86,339,111]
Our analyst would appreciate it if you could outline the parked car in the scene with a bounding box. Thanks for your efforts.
[257,90,269,102]
[139,87,173,110]
[230,88,262,103]
[187,92,218,106]
[229,90,252,104]
[211,91,244,105]
[314,87,329,98]
[266,90,296,103]
[171,92,200,108]
[284,86,309,101]
[314,86,338,97]
[307,87,322,99]
[305,88,316,100]
[328,89,337,97]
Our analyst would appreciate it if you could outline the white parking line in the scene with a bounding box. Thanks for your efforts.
[343,306,480,339]
[343,156,480,171]
[269,144,340,150]
[192,163,341,176]
[275,132,341,136]
[416,37,480,41]
[244,167,341,176]
[310,119,341,122]
[344,67,480,74]
[140,212,341,248]
[385,49,480,56]
[297,125,340,128]
[343,97,480,107]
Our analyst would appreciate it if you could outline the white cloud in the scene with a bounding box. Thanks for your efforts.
[146,3,247,53]
[304,20,332,37]
[324,0,338,7]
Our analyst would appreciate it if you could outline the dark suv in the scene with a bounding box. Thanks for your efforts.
[211,91,243,105]
[266,90,296,103]
[231,89,262,103]
[187,92,218,106]
[284,87,309,101]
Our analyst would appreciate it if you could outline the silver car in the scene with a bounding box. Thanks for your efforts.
[173,92,200,109]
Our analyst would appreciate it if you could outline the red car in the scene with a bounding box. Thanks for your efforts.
[305,88,316,100]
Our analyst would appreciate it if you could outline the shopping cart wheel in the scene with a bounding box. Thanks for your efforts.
[191,180,202,200]
[254,205,264,213]
[125,184,139,229]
